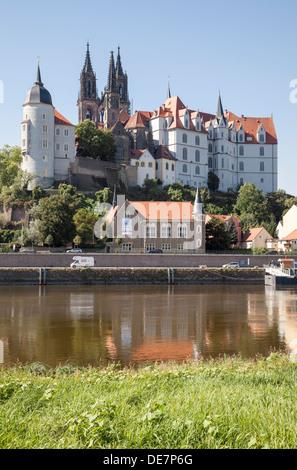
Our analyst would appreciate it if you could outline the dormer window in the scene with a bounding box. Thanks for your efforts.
[259,134,264,142]
[185,119,188,128]
[195,136,200,146]
[182,133,187,143]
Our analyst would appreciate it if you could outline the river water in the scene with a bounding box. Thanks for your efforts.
[0,284,297,368]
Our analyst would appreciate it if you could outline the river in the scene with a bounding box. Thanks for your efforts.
[0,284,297,367]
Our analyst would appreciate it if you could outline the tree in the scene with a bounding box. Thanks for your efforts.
[205,217,230,250]
[225,218,238,246]
[0,145,22,188]
[31,195,77,246]
[207,171,220,191]
[73,208,98,245]
[75,120,116,161]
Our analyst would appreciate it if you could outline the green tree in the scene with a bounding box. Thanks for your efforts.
[205,217,230,250]
[0,145,22,188]
[225,218,238,246]
[207,171,220,191]
[73,208,98,245]
[75,120,116,161]
[31,195,77,246]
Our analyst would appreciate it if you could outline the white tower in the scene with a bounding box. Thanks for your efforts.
[21,63,55,188]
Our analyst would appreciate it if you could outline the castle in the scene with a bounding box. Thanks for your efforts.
[21,44,278,194]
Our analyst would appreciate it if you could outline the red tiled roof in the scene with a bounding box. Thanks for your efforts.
[225,111,277,144]
[154,145,176,161]
[130,149,146,159]
[54,110,75,127]
[283,229,297,241]
[125,111,152,129]
[242,227,271,242]
[119,109,130,124]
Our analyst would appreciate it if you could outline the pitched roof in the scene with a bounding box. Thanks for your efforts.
[130,149,146,159]
[54,110,75,127]
[205,214,241,226]
[119,109,130,125]
[128,201,195,221]
[154,145,176,161]
[242,227,271,242]
[225,111,277,144]
[125,111,152,129]
[283,229,297,241]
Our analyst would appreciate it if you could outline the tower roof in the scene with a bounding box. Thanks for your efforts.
[82,42,94,74]
[116,47,124,77]
[107,50,116,91]
[24,63,53,106]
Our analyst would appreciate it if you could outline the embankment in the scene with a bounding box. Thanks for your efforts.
[0,267,265,285]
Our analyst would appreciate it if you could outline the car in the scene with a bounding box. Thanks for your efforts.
[20,248,36,253]
[222,261,240,269]
[265,251,278,255]
[148,249,163,254]
[66,248,83,253]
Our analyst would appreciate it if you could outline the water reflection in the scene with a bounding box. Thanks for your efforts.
[0,285,297,367]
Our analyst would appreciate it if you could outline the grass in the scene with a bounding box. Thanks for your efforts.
[1,352,297,449]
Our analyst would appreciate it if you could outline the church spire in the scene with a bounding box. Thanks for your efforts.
[35,62,43,86]
[107,50,116,91]
[83,41,94,74]
[192,187,205,216]
[116,47,124,77]
[167,78,171,99]
[216,90,224,119]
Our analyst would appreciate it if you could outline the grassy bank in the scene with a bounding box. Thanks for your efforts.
[1,353,297,449]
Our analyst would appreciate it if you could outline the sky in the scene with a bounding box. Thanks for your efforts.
[0,0,297,196]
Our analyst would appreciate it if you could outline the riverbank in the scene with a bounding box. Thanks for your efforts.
[0,267,265,284]
[1,352,297,449]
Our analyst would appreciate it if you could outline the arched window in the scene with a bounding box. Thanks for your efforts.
[239,161,244,171]
[136,133,144,149]
[146,223,156,238]
[182,148,187,160]
[116,141,124,160]
[239,133,244,142]
[182,164,188,173]
[259,134,264,142]
[161,223,171,238]
[177,223,187,238]
[171,164,174,171]
[195,166,200,175]
[182,133,187,143]
[208,143,213,153]
[209,130,213,139]
[195,136,200,146]
[208,156,213,169]
[195,150,200,162]
[239,146,244,156]
[260,146,264,156]
[260,161,264,171]
[166,162,169,170]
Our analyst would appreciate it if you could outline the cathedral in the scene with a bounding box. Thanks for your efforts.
[21,43,278,193]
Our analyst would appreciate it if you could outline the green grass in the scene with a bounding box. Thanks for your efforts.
[1,353,297,449]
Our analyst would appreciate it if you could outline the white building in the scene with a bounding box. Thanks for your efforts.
[130,149,155,186]
[148,92,277,194]
[21,64,75,189]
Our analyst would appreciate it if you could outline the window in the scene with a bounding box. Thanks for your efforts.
[146,243,156,252]
[239,146,244,156]
[259,134,264,142]
[208,143,213,153]
[185,119,188,128]
[141,161,145,167]
[155,162,158,170]
[182,133,187,143]
[178,224,187,238]
[56,128,60,136]
[239,133,244,142]
[208,157,213,169]
[166,162,169,170]
[171,164,174,171]
[260,161,264,171]
[240,178,243,185]
[42,155,47,162]
[222,158,224,168]
[42,125,48,133]
[64,129,69,137]
[182,164,188,173]
[221,145,224,152]
[148,162,153,168]
[239,161,244,171]
[42,113,46,120]
[42,139,48,148]
[195,166,200,175]
[56,143,60,151]
[161,243,171,251]
[195,136,200,145]
[135,161,139,167]
[116,141,123,160]
[177,244,185,251]
[260,178,264,183]
[195,150,200,162]
[146,224,156,238]
[122,243,132,252]
[161,224,171,238]
[260,146,264,156]
[209,130,213,139]
[182,148,187,160]
[64,144,69,152]
[196,122,200,131]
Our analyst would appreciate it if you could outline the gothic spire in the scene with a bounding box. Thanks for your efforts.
[116,47,124,77]
[107,50,116,91]
[35,62,43,86]
[83,42,94,74]
[216,90,224,118]
[167,78,171,99]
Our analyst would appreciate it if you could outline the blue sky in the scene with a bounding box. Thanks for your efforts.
[1,0,297,196]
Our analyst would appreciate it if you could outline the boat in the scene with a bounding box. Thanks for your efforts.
[265,258,297,287]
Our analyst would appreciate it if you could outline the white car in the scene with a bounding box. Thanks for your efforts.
[66,248,83,253]
[222,262,240,269]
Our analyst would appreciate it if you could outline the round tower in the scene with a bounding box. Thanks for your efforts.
[21,63,55,188]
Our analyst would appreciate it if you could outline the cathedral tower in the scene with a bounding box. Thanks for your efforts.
[78,42,103,125]
[104,50,120,129]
